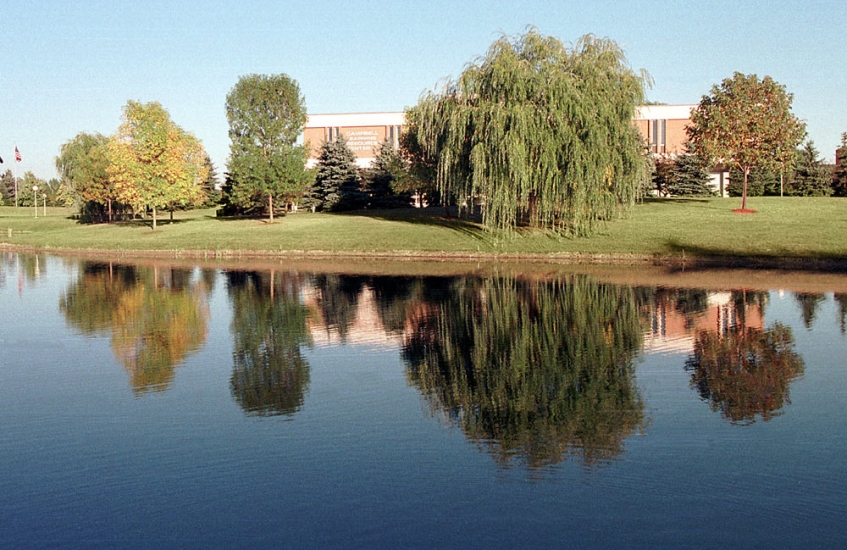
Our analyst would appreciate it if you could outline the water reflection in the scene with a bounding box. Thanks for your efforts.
[685,324,804,424]
[836,294,847,334]
[1,252,46,290]
[794,292,825,329]
[54,257,814,457]
[60,263,210,394]
[226,270,313,417]
[399,275,647,469]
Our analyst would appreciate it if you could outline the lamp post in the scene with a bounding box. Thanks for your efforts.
[42,193,47,216]
[33,186,38,218]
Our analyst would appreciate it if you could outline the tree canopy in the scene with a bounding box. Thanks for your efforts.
[688,72,806,211]
[225,73,309,222]
[406,29,651,235]
[56,132,117,221]
[107,100,209,230]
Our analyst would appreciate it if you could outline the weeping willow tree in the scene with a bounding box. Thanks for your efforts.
[407,29,651,235]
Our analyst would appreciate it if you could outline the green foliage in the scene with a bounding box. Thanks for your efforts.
[365,139,412,208]
[689,72,806,209]
[727,167,780,197]
[834,133,847,196]
[402,275,646,468]
[398,117,440,206]
[199,154,221,207]
[224,73,309,222]
[307,137,368,212]
[668,152,715,196]
[226,271,312,416]
[787,141,831,196]
[652,156,675,197]
[108,100,209,230]
[56,132,119,221]
[408,29,650,234]
[16,172,49,208]
[0,169,14,204]
[653,152,714,197]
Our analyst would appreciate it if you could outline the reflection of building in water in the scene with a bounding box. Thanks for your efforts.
[643,291,765,355]
[303,285,403,348]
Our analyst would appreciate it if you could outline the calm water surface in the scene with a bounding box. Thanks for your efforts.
[1,253,846,549]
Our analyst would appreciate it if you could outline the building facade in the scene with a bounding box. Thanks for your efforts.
[304,106,729,195]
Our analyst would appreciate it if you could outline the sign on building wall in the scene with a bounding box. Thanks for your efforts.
[342,128,384,156]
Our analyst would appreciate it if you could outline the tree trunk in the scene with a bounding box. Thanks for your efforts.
[741,167,750,211]
[152,206,157,231]
[269,192,274,223]
[108,199,113,223]
[170,209,174,222]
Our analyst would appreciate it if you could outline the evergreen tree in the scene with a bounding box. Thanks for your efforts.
[728,167,780,197]
[200,154,221,207]
[365,139,412,208]
[667,152,714,196]
[832,133,847,197]
[308,137,367,212]
[787,141,831,196]
[0,169,15,205]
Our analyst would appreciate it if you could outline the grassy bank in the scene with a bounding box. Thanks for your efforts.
[1,197,845,264]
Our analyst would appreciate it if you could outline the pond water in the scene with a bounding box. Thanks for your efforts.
[1,253,846,549]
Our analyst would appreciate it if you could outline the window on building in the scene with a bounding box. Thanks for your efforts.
[651,120,667,153]
[325,127,340,141]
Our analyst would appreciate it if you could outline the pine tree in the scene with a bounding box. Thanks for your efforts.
[788,141,831,196]
[308,137,367,212]
[832,133,847,197]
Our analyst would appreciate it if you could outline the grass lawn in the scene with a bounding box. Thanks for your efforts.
[1,197,845,263]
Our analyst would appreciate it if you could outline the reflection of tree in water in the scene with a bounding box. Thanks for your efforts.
[685,323,804,425]
[835,294,847,334]
[60,263,209,394]
[227,271,312,417]
[401,275,646,469]
[312,274,367,343]
[794,292,825,329]
[370,276,422,335]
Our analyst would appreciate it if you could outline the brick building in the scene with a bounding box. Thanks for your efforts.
[303,105,729,195]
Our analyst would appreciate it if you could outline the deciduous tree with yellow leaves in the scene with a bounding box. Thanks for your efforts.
[107,100,209,230]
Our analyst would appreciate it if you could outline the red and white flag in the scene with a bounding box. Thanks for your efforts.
[15,146,22,162]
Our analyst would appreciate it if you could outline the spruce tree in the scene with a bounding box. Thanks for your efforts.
[309,136,367,212]
[668,152,714,196]
[788,141,831,196]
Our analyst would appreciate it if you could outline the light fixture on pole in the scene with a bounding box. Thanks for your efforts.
[42,193,47,216]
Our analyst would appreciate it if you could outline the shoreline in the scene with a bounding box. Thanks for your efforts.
[4,242,847,273]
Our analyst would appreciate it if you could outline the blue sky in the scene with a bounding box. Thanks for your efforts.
[2,0,845,180]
